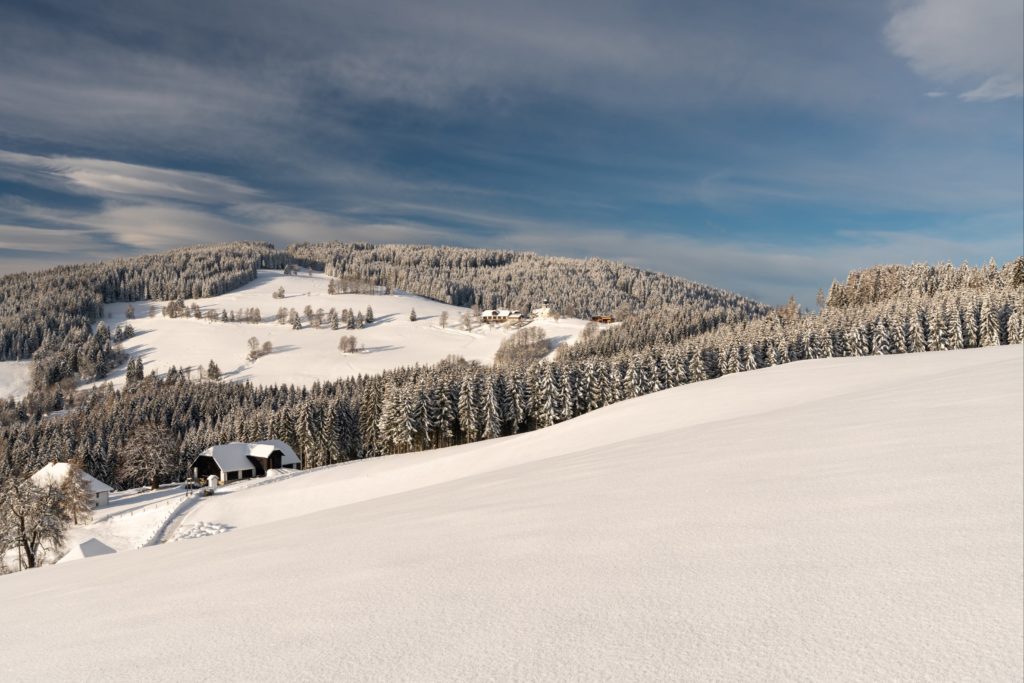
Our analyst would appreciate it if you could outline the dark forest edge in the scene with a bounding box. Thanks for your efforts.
[0,242,1020,500]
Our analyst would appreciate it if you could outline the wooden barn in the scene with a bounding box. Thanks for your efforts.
[590,315,615,324]
[190,440,300,484]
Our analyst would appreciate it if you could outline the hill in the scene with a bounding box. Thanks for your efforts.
[1,346,1019,680]
[82,269,590,393]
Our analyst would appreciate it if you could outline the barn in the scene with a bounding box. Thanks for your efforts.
[190,440,300,484]
[30,462,114,508]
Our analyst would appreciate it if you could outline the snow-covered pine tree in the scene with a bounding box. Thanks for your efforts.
[457,373,481,443]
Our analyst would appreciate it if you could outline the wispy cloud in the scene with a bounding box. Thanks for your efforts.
[885,0,1023,101]
[0,2,1019,304]
[0,150,258,204]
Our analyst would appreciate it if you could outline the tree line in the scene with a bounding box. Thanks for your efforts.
[1,258,1018,490]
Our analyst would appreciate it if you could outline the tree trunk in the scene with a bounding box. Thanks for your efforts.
[20,538,36,569]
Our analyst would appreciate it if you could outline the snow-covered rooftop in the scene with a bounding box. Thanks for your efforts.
[195,440,299,472]
[57,538,116,563]
[30,462,113,494]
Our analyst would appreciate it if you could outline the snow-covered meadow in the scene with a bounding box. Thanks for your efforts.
[85,269,589,391]
[0,269,590,399]
[0,360,31,400]
[1,346,1020,680]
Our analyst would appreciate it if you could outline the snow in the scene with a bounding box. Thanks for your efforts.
[57,538,115,563]
[0,346,1020,680]
[173,522,232,541]
[56,487,194,557]
[85,269,590,391]
[30,462,113,493]
[0,359,31,400]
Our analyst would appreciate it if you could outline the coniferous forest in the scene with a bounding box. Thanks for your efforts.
[0,243,1020,496]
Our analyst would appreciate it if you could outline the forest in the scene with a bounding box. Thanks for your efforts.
[0,243,1020,498]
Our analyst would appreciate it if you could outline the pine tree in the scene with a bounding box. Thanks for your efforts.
[457,373,481,442]
[872,320,891,355]
[980,296,1001,346]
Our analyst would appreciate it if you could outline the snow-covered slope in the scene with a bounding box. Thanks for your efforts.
[1,347,1020,681]
[80,269,589,391]
[0,359,31,400]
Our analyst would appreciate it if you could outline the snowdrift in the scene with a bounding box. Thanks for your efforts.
[0,346,1020,680]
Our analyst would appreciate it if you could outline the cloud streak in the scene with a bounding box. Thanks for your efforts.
[0,2,1019,304]
[886,0,1023,101]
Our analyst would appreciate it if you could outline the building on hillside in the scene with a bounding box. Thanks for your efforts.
[30,462,113,508]
[532,299,557,320]
[57,538,116,564]
[480,309,526,323]
[590,315,615,324]
[189,440,300,484]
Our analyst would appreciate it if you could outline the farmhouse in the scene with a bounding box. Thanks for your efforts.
[30,462,114,508]
[481,309,526,323]
[190,440,300,483]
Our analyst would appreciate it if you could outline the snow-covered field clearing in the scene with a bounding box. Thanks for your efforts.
[0,346,1020,680]
[79,269,589,391]
[0,359,31,400]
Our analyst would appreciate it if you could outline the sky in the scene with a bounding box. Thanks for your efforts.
[0,0,1020,305]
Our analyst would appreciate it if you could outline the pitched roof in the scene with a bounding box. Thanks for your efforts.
[251,440,300,466]
[30,462,113,494]
[195,443,256,473]
[192,440,299,472]
[57,538,116,563]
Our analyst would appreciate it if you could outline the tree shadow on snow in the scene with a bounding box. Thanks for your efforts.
[361,345,401,353]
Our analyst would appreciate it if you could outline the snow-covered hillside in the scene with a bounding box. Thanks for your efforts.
[1,346,1020,680]
[0,360,31,400]
[78,269,589,391]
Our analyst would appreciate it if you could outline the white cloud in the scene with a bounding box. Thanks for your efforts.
[959,74,1024,102]
[885,0,1023,101]
[0,150,258,204]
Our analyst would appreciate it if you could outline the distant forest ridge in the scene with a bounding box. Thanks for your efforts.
[0,249,1017,493]
[0,240,769,371]
[0,242,1019,496]
[286,242,770,319]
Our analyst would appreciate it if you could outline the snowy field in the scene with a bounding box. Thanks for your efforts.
[0,360,31,400]
[76,269,589,391]
[0,346,1020,680]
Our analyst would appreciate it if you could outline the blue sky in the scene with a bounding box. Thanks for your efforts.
[0,0,1020,304]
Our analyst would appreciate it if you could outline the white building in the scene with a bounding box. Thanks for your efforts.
[30,462,113,508]
[189,439,301,483]
[480,309,526,323]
